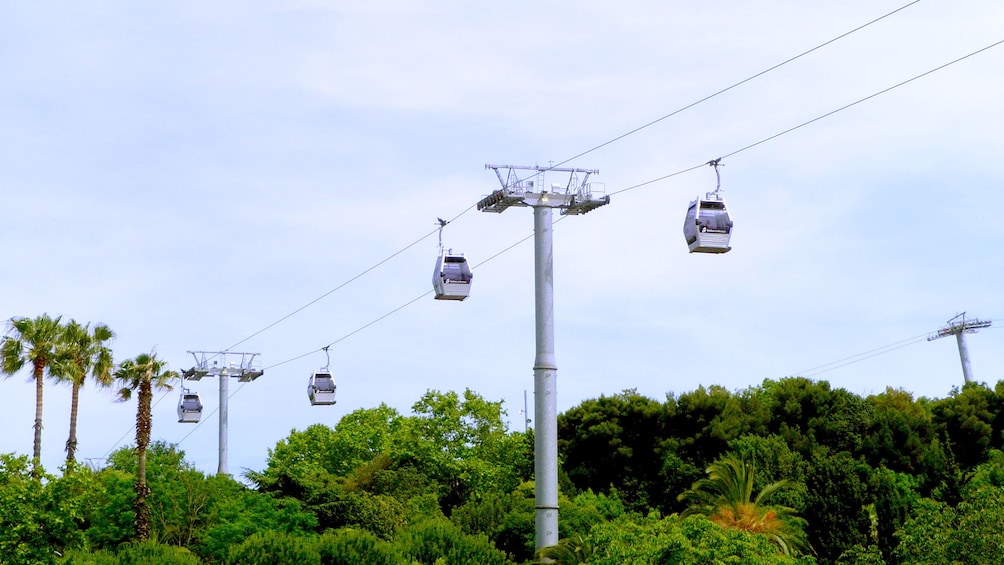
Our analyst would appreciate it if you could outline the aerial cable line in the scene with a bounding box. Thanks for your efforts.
[717,38,1004,161]
[793,332,930,378]
[175,268,483,444]
[163,36,1004,455]
[142,209,482,451]
[251,236,545,375]
[198,36,1004,391]
[98,389,172,461]
[111,5,980,459]
[221,205,479,353]
[221,228,439,353]
[161,10,999,454]
[787,315,999,382]
[199,2,922,353]
[169,320,981,448]
[609,37,1004,198]
[115,3,929,376]
[519,0,921,182]
[173,226,555,447]
[174,228,560,450]
[259,216,572,375]
[787,316,998,380]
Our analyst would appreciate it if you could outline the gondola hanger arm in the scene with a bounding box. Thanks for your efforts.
[708,158,724,194]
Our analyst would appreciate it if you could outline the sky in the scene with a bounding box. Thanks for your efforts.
[2,1,1003,481]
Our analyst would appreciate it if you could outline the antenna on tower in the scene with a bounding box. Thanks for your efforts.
[927,312,992,384]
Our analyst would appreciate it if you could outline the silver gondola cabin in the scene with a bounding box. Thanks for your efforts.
[683,192,733,253]
[308,369,337,406]
[683,159,733,253]
[432,250,473,300]
[177,390,203,423]
[432,218,473,300]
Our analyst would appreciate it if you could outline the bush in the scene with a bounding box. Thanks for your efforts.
[316,528,401,565]
[60,542,202,565]
[396,519,512,565]
[116,541,203,565]
[58,549,119,565]
[225,530,320,565]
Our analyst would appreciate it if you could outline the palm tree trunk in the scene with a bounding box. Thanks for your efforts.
[32,360,45,479]
[134,379,153,541]
[66,381,81,469]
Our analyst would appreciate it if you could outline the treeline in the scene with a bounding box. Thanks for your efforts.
[4,375,1004,563]
[2,313,182,549]
[558,379,1004,563]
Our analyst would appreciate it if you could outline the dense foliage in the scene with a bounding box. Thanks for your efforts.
[4,371,1004,563]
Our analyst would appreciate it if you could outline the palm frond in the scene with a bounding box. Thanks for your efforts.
[678,454,812,557]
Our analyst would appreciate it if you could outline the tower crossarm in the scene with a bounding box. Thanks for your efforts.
[184,350,264,381]
[479,164,607,215]
[926,313,992,341]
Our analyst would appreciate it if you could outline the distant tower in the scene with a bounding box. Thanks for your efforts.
[182,351,264,476]
[927,313,992,384]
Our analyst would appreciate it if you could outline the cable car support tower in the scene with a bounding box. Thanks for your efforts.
[927,313,992,384]
[478,164,609,552]
[182,351,263,476]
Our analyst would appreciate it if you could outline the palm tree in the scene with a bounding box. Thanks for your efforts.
[536,534,595,564]
[678,455,812,557]
[1,313,64,478]
[113,352,177,541]
[55,320,115,469]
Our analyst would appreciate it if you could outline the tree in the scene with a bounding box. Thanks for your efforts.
[0,453,92,565]
[194,479,317,563]
[113,352,177,541]
[727,435,807,503]
[862,387,935,473]
[331,404,408,476]
[1,313,64,478]
[930,382,999,470]
[248,405,407,498]
[868,467,919,562]
[400,389,530,511]
[896,451,1004,564]
[536,534,595,564]
[586,513,816,565]
[760,378,873,456]
[90,443,316,562]
[892,497,955,564]
[80,465,136,550]
[247,416,415,534]
[802,450,872,563]
[678,455,811,557]
[558,390,668,511]
[582,512,685,565]
[55,321,115,469]
[834,543,884,565]
[248,423,343,501]
[449,481,535,561]
[667,385,734,465]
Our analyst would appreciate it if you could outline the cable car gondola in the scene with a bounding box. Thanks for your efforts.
[433,251,473,300]
[308,370,337,406]
[683,159,733,253]
[432,218,473,300]
[308,347,337,406]
[177,389,203,423]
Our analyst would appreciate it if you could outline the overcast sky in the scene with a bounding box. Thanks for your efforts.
[3,1,1003,480]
